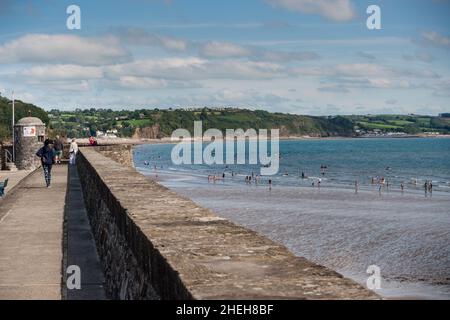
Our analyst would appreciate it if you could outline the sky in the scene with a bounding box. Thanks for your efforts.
[0,0,449,115]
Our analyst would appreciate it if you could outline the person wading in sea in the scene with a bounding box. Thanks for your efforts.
[36,139,56,188]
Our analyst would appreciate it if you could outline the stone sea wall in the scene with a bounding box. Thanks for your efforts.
[76,146,379,300]
[94,144,134,167]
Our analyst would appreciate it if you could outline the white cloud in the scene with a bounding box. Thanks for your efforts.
[266,0,356,21]
[106,76,201,90]
[159,36,189,51]
[402,52,434,63]
[260,51,319,62]
[0,34,131,65]
[294,63,439,79]
[421,31,450,48]
[356,52,377,61]
[158,88,291,108]
[200,41,252,58]
[17,65,103,81]
[104,58,286,80]
[385,99,398,105]
[111,27,189,52]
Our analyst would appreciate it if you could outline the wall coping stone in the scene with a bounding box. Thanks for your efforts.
[78,147,379,300]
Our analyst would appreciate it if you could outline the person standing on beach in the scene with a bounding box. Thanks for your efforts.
[36,139,55,188]
[355,180,359,194]
[401,183,404,193]
[53,135,64,164]
[69,139,79,165]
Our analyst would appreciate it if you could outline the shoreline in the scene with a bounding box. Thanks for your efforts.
[136,168,450,300]
[71,133,450,147]
[81,146,381,299]
[141,169,450,300]
[130,140,450,300]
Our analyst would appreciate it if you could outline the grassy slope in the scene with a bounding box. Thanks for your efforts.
[0,96,49,140]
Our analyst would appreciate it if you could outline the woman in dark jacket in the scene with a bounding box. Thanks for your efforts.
[36,139,55,188]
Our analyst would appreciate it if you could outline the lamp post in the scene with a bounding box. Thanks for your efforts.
[12,90,15,162]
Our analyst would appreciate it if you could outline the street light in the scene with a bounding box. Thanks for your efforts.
[12,90,15,162]
[6,90,15,162]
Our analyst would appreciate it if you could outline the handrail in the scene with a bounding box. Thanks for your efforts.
[4,149,13,164]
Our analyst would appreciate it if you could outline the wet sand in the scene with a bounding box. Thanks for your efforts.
[140,169,450,300]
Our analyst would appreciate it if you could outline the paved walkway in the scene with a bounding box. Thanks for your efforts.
[0,164,106,300]
[0,165,67,299]
[0,170,34,198]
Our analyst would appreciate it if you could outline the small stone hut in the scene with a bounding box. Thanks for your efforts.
[14,116,46,170]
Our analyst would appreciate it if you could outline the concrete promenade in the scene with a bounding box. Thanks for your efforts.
[0,164,106,300]
[0,147,378,300]
[0,165,67,299]
[0,170,34,197]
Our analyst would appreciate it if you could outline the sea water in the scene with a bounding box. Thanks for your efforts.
[134,138,450,299]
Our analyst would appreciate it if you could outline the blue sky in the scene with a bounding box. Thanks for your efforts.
[0,0,449,115]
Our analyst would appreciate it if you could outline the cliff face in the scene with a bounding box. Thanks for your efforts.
[133,124,161,139]
[129,113,355,138]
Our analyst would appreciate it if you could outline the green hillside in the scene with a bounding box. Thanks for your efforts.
[49,108,355,138]
[0,96,49,141]
[346,114,450,134]
[2,95,449,141]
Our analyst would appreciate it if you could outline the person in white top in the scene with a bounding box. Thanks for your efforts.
[69,138,79,165]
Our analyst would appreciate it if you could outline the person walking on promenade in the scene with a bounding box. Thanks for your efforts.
[69,139,79,165]
[53,135,64,164]
[36,139,55,188]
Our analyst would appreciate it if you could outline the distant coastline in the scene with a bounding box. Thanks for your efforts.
[70,133,450,147]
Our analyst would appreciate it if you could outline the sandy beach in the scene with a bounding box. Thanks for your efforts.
[134,138,450,299]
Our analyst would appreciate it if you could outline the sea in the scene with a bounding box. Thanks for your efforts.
[133,138,450,299]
